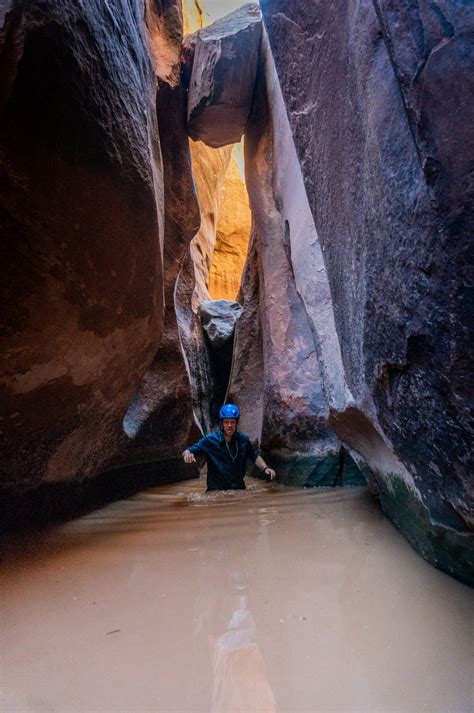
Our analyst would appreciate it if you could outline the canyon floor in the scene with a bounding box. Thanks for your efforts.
[1,478,472,713]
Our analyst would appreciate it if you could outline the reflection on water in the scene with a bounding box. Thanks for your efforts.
[209,577,275,713]
[1,476,473,713]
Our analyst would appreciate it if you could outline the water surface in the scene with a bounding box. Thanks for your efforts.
[1,477,472,712]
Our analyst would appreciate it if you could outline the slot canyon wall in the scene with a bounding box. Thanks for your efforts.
[0,0,254,526]
[258,0,474,581]
[0,0,472,584]
[0,0,176,523]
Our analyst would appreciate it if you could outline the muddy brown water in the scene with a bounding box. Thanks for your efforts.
[1,477,473,713]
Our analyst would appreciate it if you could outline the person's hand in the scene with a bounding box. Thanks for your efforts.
[265,466,276,481]
[183,449,196,464]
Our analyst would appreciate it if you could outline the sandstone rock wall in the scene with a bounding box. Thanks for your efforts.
[0,0,168,522]
[208,143,252,301]
[227,30,362,487]
[174,140,232,433]
[111,1,202,482]
[260,0,474,581]
[241,40,336,482]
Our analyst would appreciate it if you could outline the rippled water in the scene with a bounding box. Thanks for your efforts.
[1,477,473,712]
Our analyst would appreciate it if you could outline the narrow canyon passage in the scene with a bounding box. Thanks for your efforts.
[1,1,473,711]
[1,478,472,713]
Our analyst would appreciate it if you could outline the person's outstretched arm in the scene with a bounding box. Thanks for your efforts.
[183,435,209,464]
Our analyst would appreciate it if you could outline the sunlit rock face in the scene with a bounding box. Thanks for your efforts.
[175,140,232,433]
[188,141,231,307]
[186,3,262,147]
[208,144,251,301]
[260,0,474,581]
[0,0,169,523]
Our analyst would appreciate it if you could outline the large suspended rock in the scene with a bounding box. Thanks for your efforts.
[260,0,474,582]
[199,299,243,348]
[185,3,262,148]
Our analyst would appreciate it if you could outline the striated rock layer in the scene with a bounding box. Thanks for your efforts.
[260,0,474,582]
[175,140,232,433]
[0,0,166,523]
[113,0,201,484]
[0,0,203,525]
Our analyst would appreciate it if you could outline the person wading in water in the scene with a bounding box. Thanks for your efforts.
[182,404,276,491]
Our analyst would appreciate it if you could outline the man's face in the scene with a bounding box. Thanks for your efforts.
[222,418,237,438]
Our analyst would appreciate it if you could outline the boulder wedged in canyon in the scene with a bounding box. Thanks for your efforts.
[260,0,474,582]
[199,299,242,348]
[198,299,242,420]
[185,3,262,148]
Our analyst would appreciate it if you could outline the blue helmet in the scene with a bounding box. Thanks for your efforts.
[219,403,240,420]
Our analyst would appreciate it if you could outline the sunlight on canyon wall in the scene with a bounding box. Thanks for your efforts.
[208,142,251,301]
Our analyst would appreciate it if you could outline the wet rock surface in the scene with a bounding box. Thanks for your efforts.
[185,3,262,147]
[260,0,474,579]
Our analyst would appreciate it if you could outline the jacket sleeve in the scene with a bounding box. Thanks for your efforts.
[188,435,211,455]
[244,436,260,463]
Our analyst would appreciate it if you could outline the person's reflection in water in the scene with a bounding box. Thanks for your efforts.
[208,570,276,713]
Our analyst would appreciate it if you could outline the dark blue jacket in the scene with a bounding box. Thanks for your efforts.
[188,430,259,491]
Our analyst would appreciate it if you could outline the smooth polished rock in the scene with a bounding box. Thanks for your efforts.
[115,1,201,479]
[260,0,474,581]
[228,30,361,488]
[0,0,164,507]
[0,0,201,523]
